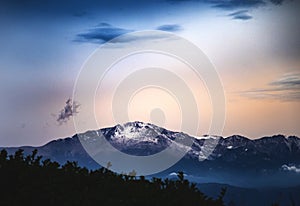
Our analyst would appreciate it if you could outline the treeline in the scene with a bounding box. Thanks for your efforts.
[0,149,226,206]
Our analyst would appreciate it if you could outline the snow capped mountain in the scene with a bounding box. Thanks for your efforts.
[108,121,171,145]
[80,121,191,156]
[1,121,300,187]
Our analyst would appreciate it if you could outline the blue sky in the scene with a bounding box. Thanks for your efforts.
[0,0,299,146]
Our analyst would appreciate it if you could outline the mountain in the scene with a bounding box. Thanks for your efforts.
[1,121,300,188]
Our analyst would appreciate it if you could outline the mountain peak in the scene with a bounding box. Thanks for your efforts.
[110,121,164,140]
[225,135,250,141]
[123,121,147,128]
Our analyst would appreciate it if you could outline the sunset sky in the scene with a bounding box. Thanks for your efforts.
[0,0,299,146]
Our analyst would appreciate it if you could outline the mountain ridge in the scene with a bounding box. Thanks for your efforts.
[1,121,300,187]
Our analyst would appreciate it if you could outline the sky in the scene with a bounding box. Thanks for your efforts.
[0,0,299,146]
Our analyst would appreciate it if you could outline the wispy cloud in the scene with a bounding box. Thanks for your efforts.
[57,98,80,124]
[282,164,300,173]
[270,73,300,88]
[239,73,300,101]
[156,24,183,32]
[228,10,253,20]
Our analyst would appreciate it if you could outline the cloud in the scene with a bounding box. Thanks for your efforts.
[282,164,300,173]
[270,0,285,5]
[239,73,300,101]
[57,98,80,124]
[167,0,287,9]
[212,0,265,10]
[270,73,300,87]
[156,24,183,32]
[76,23,183,44]
[165,0,288,21]
[228,10,253,20]
[164,0,288,21]
[76,23,133,44]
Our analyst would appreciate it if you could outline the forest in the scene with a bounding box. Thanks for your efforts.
[0,149,226,206]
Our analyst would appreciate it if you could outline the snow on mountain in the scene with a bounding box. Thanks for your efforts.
[109,121,167,143]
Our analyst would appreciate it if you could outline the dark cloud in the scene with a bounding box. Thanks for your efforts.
[76,23,182,44]
[167,0,287,9]
[76,23,133,44]
[156,24,183,32]
[212,0,265,10]
[228,10,253,20]
[165,0,287,20]
[57,98,80,124]
[270,0,285,5]
[232,14,252,20]
[239,73,300,101]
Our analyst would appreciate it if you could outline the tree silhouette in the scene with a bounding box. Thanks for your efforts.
[0,149,227,206]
